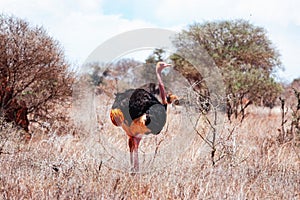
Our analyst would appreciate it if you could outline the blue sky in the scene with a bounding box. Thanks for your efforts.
[0,0,299,82]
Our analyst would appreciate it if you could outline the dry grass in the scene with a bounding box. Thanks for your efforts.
[1,96,300,199]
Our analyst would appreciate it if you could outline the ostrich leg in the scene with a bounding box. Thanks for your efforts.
[129,136,141,172]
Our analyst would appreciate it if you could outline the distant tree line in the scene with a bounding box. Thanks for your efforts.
[1,14,286,133]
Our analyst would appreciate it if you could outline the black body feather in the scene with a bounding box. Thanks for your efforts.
[112,88,167,135]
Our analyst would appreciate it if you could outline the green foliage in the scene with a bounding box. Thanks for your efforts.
[173,19,283,118]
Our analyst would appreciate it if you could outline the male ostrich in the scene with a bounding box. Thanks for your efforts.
[110,62,173,172]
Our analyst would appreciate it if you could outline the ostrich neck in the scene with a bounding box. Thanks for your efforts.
[157,70,167,105]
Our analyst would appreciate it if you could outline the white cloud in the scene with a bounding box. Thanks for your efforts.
[154,0,300,81]
[0,0,299,81]
[155,0,231,23]
[236,0,300,26]
[55,13,155,64]
[0,0,155,65]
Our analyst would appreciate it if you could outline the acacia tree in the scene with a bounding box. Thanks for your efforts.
[0,15,73,132]
[173,20,283,120]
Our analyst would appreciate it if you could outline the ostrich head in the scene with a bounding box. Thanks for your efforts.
[156,62,172,105]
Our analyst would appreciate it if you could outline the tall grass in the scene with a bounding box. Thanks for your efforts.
[0,103,299,199]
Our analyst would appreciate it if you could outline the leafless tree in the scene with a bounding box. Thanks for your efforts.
[0,14,73,133]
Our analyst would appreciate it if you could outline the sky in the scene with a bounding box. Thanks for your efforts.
[0,0,299,82]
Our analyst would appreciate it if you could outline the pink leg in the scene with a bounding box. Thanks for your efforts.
[129,137,134,169]
[133,137,141,171]
[128,137,141,173]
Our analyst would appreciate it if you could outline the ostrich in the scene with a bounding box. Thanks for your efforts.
[110,62,174,172]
